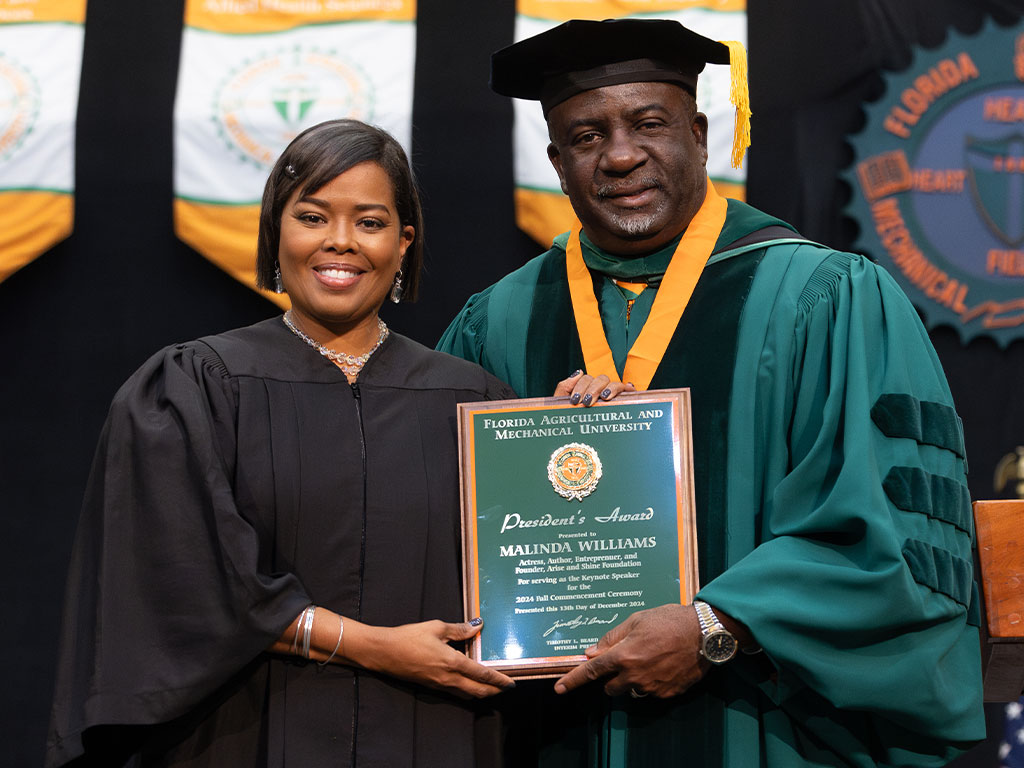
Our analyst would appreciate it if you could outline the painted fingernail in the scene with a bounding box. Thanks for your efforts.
[571,369,583,376]
[570,393,581,404]
[582,393,593,406]
[504,680,517,689]
[600,388,612,399]
[469,617,483,626]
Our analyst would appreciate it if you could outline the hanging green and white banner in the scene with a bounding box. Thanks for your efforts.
[511,0,747,247]
[0,0,86,283]
[173,0,417,306]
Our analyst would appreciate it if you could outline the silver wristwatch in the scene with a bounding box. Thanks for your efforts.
[693,600,738,665]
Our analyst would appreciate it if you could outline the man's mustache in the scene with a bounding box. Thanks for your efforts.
[596,177,662,198]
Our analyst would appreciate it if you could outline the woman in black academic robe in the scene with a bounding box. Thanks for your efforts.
[46,120,518,767]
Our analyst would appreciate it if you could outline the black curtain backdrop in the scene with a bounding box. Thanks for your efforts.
[3,1,1021,763]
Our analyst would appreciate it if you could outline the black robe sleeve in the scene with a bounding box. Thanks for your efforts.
[45,342,310,767]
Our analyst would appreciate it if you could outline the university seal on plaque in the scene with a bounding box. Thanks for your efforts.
[547,442,603,501]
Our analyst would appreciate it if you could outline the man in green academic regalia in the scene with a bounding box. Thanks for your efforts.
[437,18,985,768]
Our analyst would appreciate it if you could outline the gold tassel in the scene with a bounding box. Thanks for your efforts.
[720,40,751,169]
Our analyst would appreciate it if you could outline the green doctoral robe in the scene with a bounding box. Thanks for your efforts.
[437,200,985,768]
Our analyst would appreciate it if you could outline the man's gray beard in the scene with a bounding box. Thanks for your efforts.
[595,177,666,239]
[606,201,665,238]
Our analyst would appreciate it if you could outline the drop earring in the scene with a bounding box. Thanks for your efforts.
[389,269,404,303]
[273,262,285,294]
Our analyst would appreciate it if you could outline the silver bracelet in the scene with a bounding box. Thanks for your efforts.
[291,606,313,655]
[301,606,317,659]
[318,616,344,667]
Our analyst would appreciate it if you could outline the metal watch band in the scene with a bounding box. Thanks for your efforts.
[693,600,725,634]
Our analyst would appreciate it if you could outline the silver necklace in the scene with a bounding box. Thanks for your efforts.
[282,311,389,377]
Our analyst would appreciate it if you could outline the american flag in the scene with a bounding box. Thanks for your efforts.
[1001,698,1024,768]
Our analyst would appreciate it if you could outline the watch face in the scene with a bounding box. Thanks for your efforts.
[703,630,738,664]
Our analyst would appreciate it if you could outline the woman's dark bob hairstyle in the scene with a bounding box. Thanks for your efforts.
[255,119,424,302]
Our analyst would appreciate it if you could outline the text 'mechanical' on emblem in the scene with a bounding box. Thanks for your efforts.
[845,21,1024,346]
[548,442,603,501]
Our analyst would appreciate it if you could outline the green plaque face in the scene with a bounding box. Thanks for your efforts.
[458,390,697,678]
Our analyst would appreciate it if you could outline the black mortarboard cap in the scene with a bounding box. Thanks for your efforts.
[490,18,731,117]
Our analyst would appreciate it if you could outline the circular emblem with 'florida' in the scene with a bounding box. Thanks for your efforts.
[213,45,375,169]
[0,52,39,165]
[845,22,1024,346]
[548,442,603,501]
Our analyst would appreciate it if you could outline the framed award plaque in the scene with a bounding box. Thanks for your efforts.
[457,389,698,678]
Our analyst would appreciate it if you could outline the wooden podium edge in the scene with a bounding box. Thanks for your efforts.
[973,499,1024,702]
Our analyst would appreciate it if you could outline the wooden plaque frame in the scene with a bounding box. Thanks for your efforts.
[457,390,699,678]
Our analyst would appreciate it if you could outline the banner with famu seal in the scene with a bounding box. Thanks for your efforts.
[0,0,86,283]
[846,21,1024,346]
[173,0,416,306]
[511,0,747,247]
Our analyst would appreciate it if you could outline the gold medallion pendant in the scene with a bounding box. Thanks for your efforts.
[547,442,603,501]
